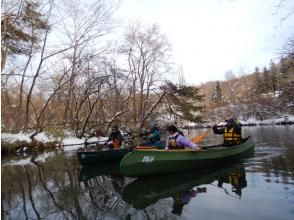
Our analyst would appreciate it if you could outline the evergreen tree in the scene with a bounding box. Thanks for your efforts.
[210,81,223,104]
[1,0,49,70]
[279,56,294,90]
[165,82,205,123]
[269,60,278,92]
[262,67,272,93]
[252,67,266,96]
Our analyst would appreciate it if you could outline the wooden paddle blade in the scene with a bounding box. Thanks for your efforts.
[192,130,211,144]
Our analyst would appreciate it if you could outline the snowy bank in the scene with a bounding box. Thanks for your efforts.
[1,130,109,154]
[1,132,59,155]
[1,132,32,143]
[239,115,294,126]
[188,115,294,128]
[1,132,57,143]
[62,136,108,151]
[60,130,108,151]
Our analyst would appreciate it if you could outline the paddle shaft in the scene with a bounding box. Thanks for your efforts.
[192,111,234,144]
[62,139,106,147]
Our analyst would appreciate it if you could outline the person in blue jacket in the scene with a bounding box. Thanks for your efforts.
[142,125,164,149]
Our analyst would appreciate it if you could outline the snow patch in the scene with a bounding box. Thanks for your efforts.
[1,132,57,144]
[34,132,57,143]
[1,132,32,143]
[239,115,294,125]
[62,136,108,151]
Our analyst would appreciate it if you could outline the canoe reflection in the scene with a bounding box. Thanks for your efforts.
[79,161,121,182]
[122,164,247,211]
[79,161,126,194]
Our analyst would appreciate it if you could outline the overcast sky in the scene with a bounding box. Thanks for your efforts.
[115,0,294,85]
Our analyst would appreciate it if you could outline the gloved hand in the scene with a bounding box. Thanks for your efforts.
[193,144,201,150]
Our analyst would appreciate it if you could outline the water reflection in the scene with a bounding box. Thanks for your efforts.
[79,162,125,196]
[2,154,132,220]
[2,126,294,220]
[79,161,120,182]
[122,164,247,212]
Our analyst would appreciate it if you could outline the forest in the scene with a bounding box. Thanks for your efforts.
[1,0,293,141]
[199,54,294,123]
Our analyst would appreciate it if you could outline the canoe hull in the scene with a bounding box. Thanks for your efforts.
[77,147,132,165]
[120,137,255,177]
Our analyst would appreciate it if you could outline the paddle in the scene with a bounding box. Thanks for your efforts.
[192,111,234,144]
[62,139,106,147]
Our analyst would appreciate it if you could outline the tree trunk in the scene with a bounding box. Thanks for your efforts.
[63,42,78,128]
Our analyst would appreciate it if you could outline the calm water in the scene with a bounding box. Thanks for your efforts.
[2,126,294,220]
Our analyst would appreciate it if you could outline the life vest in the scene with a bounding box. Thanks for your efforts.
[223,127,241,145]
[168,135,184,149]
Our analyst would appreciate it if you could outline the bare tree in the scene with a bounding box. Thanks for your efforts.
[57,0,118,128]
[121,22,172,129]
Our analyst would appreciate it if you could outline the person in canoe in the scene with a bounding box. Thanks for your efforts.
[213,117,242,146]
[105,125,124,149]
[165,125,200,150]
[142,125,164,149]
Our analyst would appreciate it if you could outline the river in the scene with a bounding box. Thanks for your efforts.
[1,126,294,220]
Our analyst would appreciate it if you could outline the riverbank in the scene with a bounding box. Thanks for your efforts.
[2,115,293,155]
[1,131,107,156]
[189,115,294,128]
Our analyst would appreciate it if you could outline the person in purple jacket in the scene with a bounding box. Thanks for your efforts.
[165,125,200,150]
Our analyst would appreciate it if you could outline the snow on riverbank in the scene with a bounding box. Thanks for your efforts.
[1,132,57,143]
[62,136,108,151]
[1,132,33,143]
[239,115,294,126]
[195,115,294,127]
[1,131,108,152]
[2,115,293,152]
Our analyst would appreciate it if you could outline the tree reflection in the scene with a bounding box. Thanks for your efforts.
[2,142,293,220]
[2,158,249,219]
[79,163,130,219]
[24,166,41,219]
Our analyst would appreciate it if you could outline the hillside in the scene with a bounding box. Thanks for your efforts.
[197,56,294,123]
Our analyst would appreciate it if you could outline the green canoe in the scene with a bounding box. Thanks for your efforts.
[120,137,254,177]
[77,146,133,165]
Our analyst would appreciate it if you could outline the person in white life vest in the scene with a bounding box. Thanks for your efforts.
[165,125,200,150]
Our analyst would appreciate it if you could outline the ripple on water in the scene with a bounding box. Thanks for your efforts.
[243,143,288,174]
[249,144,284,161]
